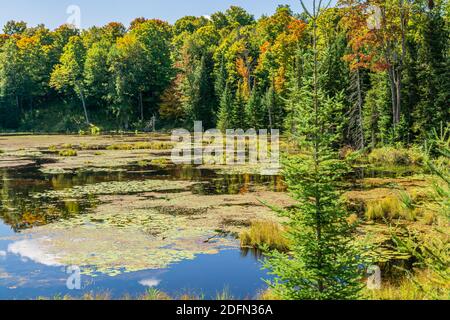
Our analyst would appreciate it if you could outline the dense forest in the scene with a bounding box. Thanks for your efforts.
[0,1,449,147]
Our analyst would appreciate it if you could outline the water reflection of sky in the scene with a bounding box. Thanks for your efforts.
[0,165,274,299]
[0,223,270,300]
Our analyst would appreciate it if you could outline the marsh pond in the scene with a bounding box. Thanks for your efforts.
[0,134,428,299]
[0,134,293,299]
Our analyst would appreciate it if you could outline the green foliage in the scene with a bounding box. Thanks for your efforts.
[182,54,217,128]
[0,3,447,146]
[390,127,450,299]
[367,146,426,165]
[3,20,27,35]
[84,40,112,103]
[363,72,391,147]
[89,124,101,135]
[217,85,234,132]
[50,35,90,124]
[264,7,364,299]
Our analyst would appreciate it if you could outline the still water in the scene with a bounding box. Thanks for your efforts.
[0,163,282,300]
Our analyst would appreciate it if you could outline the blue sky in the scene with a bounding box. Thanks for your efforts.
[0,0,326,30]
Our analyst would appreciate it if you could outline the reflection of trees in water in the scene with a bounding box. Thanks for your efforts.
[240,247,264,260]
[0,164,286,232]
[0,169,93,232]
[197,173,286,195]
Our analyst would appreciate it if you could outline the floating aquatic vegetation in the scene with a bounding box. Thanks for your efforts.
[32,180,195,199]
[39,166,126,175]
[149,158,171,168]
[58,149,78,157]
[6,207,238,276]
[0,158,35,168]
[1,150,44,157]
[39,167,72,175]
[202,164,281,176]
[4,187,291,277]
[106,142,174,151]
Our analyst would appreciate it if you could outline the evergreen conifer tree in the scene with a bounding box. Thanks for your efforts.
[264,1,364,300]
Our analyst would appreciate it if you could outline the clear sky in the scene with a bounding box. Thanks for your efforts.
[0,0,328,31]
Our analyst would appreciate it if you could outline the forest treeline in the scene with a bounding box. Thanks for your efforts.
[0,1,448,149]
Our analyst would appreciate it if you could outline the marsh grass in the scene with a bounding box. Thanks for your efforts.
[422,211,436,225]
[40,288,238,300]
[140,288,171,300]
[240,220,290,252]
[364,184,442,223]
[365,189,435,222]
[215,288,234,300]
[43,292,112,300]
[367,270,449,300]
[368,146,425,165]
[366,197,416,221]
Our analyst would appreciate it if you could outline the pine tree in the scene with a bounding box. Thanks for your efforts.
[412,2,449,140]
[217,85,234,132]
[261,84,280,130]
[245,88,263,129]
[182,55,217,128]
[363,72,391,148]
[347,69,366,150]
[231,84,247,129]
[264,1,364,300]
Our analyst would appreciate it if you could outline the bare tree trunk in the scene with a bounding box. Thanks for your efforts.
[387,66,395,124]
[268,103,273,130]
[356,70,365,149]
[395,72,401,124]
[139,91,144,121]
[79,90,89,125]
[385,0,407,129]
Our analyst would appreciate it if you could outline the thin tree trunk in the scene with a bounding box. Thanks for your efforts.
[79,91,89,125]
[395,72,401,124]
[388,67,397,128]
[356,69,365,149]
[139,91,144,121]
[268,103,273,130]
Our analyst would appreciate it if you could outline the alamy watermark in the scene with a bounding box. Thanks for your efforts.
[65,265,81,290]
[67,5,81,29]
[171,122,281,175]
[367,265,382,290]
[367,5,382,30]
